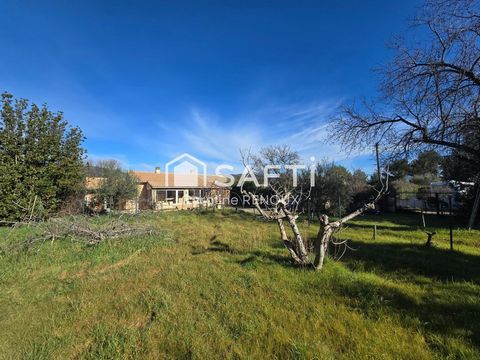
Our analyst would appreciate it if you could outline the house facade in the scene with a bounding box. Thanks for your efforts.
[131,170,230,211]
[84,166,231,212]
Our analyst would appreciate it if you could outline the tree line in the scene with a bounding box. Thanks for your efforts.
[235,148,471,219]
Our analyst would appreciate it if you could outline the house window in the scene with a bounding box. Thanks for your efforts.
[166,190,176,202]
[156,190,166,201]
[189,189,201,197]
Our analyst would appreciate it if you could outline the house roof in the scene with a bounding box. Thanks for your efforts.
[85,177,104,190]
[131,171,228,189]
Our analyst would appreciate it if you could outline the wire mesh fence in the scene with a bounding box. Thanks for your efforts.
[391,191,459,215]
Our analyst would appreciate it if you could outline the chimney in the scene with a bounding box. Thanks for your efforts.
[155,166,161,174]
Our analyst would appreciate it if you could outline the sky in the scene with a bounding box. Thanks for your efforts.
[0,0,422,174]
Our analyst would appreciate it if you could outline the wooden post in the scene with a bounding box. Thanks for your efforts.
[449,196,454,252]
[449,223,454,252]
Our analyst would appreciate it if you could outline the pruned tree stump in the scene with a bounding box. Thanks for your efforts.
[424,231,436,247]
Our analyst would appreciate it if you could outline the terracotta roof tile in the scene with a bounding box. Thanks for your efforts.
[85,177,104,190]
[131,171,228,188]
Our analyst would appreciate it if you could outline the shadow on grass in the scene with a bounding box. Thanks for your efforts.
[190,236,236,255]
[197,229,480,284]
[208,239,235,253]
[342,222,418,232]
[191,209,480,351]
[353,212,470,229]
[194,230,480,349]
[328,268,480,350]
[191,238,300,269]
[341,241,480,283]
[310,241,480,350]
[239,250,300,268]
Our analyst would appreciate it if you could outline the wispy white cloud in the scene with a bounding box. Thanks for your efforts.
[91,97,375,174]
[162,98,363,168]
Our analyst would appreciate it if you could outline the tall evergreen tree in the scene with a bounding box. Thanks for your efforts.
[0,92,85,221]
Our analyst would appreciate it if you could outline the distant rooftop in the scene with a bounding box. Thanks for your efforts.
[131,171,226,189]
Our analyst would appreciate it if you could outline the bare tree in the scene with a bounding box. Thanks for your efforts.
[334,0,480,159]
[241,145,388,270]
[332,0,480,227]
[313,168,388,270]
[240,146,311,265]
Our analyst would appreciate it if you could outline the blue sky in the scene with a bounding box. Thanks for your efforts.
[0,0,421,173]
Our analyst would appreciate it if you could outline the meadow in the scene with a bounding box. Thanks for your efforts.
[0,209,479,359]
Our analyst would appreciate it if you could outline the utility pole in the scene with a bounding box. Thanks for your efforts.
[375,143,382,212]
[468,184,480,230]
[375,143,381,183]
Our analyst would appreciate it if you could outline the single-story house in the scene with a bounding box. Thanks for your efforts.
[132,168,230,211]
[85,167,231,212]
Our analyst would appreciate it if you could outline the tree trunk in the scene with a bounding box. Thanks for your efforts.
[283,210,309,264]
[424,231,436,247]
[313,201,377,271]
[314,215,333,270]
[276,217,303,264]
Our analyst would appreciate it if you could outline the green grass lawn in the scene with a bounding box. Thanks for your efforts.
[0,210,479,359]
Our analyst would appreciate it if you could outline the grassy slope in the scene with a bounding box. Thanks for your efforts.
[0,210,479,359]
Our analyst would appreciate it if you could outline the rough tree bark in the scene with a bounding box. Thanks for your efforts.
[243,189,310,265]
[314,202,376,270]
[240,145,388,270]
[281,204,309,264]
[244,186,386,270]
